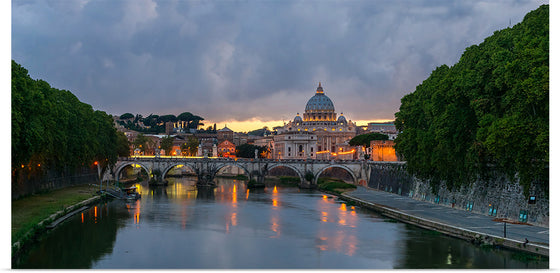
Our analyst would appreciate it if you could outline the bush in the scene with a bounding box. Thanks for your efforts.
[233,174,248,180]
[317,181,357,193]
[279,176,300,183]
[317,177,344,184]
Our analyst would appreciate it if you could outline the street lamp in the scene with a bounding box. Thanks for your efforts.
[94,161,101,191]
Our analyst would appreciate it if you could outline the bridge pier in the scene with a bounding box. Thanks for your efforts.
[299,181,315,189]
[196,173,216,188]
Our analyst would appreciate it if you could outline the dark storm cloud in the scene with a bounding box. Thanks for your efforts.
[12,0,548,122]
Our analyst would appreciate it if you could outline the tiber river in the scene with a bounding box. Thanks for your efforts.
[14,177,547,269]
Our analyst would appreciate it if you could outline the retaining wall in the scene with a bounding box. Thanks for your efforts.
[12,167,99,200]
[368,164,549,227]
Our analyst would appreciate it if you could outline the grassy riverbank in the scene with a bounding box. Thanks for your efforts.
[12,184,99,245]
[317,177,357,194]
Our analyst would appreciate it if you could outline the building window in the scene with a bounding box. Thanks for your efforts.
[288,147,291,152]
[298,145,303,153]
[311,147,313,152]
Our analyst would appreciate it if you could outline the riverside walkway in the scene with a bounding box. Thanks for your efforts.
[342,186,549,256]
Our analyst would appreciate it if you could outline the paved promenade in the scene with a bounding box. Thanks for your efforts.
[343,186,549,247]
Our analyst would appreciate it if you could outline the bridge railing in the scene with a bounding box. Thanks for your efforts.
[118,156,405,165]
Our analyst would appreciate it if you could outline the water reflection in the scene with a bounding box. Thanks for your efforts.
[14,201,130,269]
[196,187,215,200]
[315,194,359,256]
[14,176,548,269]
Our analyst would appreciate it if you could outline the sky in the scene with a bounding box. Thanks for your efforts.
[11,0,549,132]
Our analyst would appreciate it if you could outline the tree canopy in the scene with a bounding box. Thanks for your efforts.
[248,126,271,136]
[235,144,268,158]
[119,111,205,134]
[12,60,120,174]
[160,135,174,154]
[394,5,548,195]
[349,133,389,147]
[119,113,134,119]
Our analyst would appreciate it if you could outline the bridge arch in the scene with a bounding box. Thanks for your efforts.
[214,162,251,179]
[114,162,151,182]
[267,163,305,182]
[314,164,358,185]
[161,162,197,179]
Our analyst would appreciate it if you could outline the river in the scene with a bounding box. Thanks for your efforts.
[14,177,547,269]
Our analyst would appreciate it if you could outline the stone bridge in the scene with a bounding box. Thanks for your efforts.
[102,156,405,188]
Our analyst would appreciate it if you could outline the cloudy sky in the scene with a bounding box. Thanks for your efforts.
[11,0,548,131]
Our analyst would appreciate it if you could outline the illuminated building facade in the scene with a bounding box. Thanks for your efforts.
[274,83,357,159]
[217,140,236,157]
[369,140,398,161]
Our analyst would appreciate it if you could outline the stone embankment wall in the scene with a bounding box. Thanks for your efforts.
[368,163,549,227]
[12,167,99,200]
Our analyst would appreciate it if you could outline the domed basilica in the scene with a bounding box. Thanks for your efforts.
[274,83,358,160]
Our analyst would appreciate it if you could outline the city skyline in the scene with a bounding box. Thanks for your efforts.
[12,0,548,131]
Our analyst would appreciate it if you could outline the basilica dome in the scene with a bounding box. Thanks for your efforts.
[303,82,337,123]
[337,113,347,124]
[304,82,335,113]
[293,113,303,123]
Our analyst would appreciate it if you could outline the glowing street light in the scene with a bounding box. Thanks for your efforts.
[94,161,102,191]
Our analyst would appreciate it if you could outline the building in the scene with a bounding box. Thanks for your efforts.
[369,140,398,161]
[367,122,398,140]
[217,140,236,157]
[273,131,317,159]
[274,83,358,159]
[217,126,234,142]
[165,122,174,135]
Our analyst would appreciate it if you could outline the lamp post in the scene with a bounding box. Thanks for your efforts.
[95,161,101,191]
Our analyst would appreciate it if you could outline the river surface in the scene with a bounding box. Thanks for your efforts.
[14,177,547,269]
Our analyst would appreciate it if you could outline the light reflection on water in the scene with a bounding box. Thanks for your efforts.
[14,176,548,269]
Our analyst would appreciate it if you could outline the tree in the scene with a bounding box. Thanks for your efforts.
[119,113,134,119]
[158,114,177,123]
[248,126,271,136]
[236,144,267,158]
[11,60,120,177]
[393,5,549,195]
[349,133,389,147]
[180,143,189,156]
[133,134,150,153]
[116,132,131,157]
[160,135,174,155]
[185,136,199,156]
[142,114,159,128]
[189,115,204,129]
